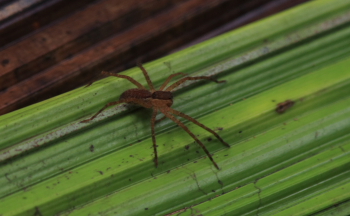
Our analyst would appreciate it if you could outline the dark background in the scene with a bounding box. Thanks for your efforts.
[0,0,309,115]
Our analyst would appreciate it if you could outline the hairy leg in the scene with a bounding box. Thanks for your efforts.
[151,108,159,167]
[101,71,146,89]
[159,72,186,90]
[81,97,154,123]
[168,107,230,147]
[137,63,155,91]
[85,71,146,89]
[80,100,126,123]
[159,108,220,170]
[155,115,166,124]
[165,76,225,92]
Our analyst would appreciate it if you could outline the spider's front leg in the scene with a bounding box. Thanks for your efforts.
[159,72,186,90]
[165,76,225,92]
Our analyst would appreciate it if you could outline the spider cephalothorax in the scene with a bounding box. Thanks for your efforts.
[81,63,229,169]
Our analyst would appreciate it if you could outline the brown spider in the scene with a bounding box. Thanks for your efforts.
[81,63,230,169]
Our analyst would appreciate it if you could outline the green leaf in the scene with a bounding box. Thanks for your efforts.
[1,0,350,215]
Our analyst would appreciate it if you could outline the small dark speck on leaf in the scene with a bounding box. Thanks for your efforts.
[34,206,43,216]
[90,145,94,152]
[207,137,212,141]
[185,145,190,150]
[167,170,170,174]
[145,208,149,210]
[217,127,223,131]
[276,100,295,114]
[239,130,242,133]
[98,171,103,175]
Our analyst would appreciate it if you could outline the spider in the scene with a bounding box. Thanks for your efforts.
[81,63,230,169]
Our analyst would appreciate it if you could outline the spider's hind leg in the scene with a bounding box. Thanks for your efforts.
[151,108,159,167]
[168,107,230,148]
[159,108,221,170]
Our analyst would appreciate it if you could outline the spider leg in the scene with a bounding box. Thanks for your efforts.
[159,108,220,170]
[151,108,159,167]
[165,76,225,92]
[137,62,155,92]
[168,107,230,148]
[85,73,101,87]
[84,71,146,89]
[101,71,146,89]
[159,72,186,90]
[80,100,126,123]
[155,115,167,124]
